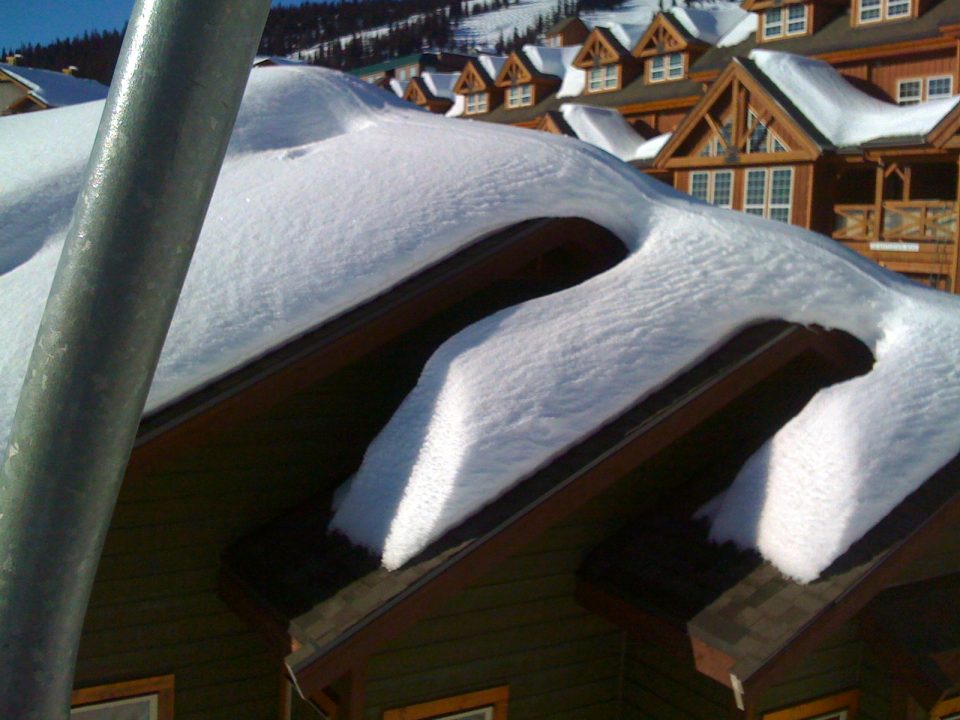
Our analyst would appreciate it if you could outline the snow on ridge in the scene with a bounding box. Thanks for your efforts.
[750,50,960,147]
[422,71,461,100]
[4,65,960,586]
[477,54,508,81]
[558,103,653,161]
[716,12,757,47]
[0,63,109,108]
[670,4,749,45]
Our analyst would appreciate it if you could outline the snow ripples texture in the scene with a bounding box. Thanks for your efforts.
[2,67,959,583]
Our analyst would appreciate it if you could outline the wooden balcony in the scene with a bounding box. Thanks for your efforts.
[833,201,959,291]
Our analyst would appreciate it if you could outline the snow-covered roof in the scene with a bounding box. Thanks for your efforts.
[749,50,960,147]
[669,5,749,45]
[595,21,648,50]
[716,12,757,47]
[3,66,960,586]
[420,71,460,100]
[521,44,581,79]
[558,103,658,162]
[253,55,305,67]
[477,54,507,82]
[0,63,109,108]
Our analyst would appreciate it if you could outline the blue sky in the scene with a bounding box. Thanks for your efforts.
[1,0,302,53]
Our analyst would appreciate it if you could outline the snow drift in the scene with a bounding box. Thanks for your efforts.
[2,65,960,584]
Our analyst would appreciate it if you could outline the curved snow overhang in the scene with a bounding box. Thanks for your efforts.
[218,322,872,702]
[129,218,611,476]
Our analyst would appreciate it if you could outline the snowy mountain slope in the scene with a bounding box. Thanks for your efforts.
[3,66,959,586]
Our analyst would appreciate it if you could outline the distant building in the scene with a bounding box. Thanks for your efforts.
[0,57,109,115]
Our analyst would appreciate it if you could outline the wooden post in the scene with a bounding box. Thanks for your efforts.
[874,163,885,240]
[951,159,960,293]
[339,666,367,720]
[903,164,912,201]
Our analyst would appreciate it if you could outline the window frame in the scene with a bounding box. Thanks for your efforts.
[689,169,733,209]
[763,7,784,38]
[742,166,794,223]
[506,83,533,108]
[926,75,954,100]
[71,676,174,720]
[465,91,489,115]
[761,689,859,720]
[383,686,509,720]
[896,77,923,105]
[649,55,665,83]
[587,64,620,93]
[763,4,807,39]
[858,0,913,24]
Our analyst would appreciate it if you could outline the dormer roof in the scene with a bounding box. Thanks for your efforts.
[572,26,632,68]
[633,13,708,58]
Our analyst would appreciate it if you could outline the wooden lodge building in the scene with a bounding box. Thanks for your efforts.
[63,216,960,719]
[390,0,960,293]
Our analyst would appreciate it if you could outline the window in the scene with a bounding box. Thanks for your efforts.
[465,92,488,114]
[743,167,793,222]
[384,687,509,720]
[71,676,174,720]
[764,8,783,38]
[927,75,953,100]
[747,110,790,153]
[649,53,683,83]
[764,5,807,39]
[649,55,665,82]
[587,64,619,93]
[689,170,733,208]
[859,0,912,23]
[897,79,922,105]
[506,84,533,108]
[699,119,734,157]
[762,690,859,720]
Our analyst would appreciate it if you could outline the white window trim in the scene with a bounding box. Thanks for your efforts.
[926,75,954,100]
[689,169,734,209]
[786,4,808,35]
[649,55,665,83]
[858,0,912,24]
[667,52,685,79]
[506,84,533,108]
[763,8,784,38]
[465,92,488,115]
[587,64,619,93]
[896,77,923,105]
[743,166,794,222]
[763,4,807,39]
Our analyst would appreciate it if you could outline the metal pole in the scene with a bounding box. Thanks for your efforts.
[0,1,270,717]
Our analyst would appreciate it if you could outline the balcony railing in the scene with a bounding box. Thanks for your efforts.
[833,201,958,290]
[834,201,958,244]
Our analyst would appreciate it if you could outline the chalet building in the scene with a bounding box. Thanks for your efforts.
[451,55,507,117]
[544,16,590,48]
[401,72,460,114]
[0,58,109,115]
[62,214,960,719]
[350,52,472,87]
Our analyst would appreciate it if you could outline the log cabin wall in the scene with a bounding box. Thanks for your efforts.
[834,48,958,103]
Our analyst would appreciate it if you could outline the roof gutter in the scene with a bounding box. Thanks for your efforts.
[0,1,269,717]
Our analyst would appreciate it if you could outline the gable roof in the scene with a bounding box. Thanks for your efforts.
[0,63,109,109]
[220,322,869,698]
[654,55,827,168]
[453,57,497,94]
[633,13,703,58]
[573,26,632,67]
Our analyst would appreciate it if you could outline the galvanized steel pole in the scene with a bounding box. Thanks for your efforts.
[0,1,270,717]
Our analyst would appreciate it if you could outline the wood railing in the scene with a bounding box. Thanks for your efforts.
[833,201,958,243]
[833,200,958,292]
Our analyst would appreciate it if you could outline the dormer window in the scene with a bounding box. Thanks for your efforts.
[858,0,910,23]
[506,84,533,108]
[649,53,684,83]
[762,5,807,39]
[465,92,489,114]
[587,65,619,93]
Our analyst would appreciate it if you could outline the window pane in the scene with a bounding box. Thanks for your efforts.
[886,0,909,16]
[773,137,788,152]
[770,169,792,205]
[769,207,790,223]
[690,173,709,202]
[898,80,921,105]
[713,171,733,207]
[650,56,664,81]
[668,53,684,78]
[71,695,157,720]
[604,65,618,89]
[589,68,603,91]
[928,76,953,99]
[749,118,769,153]
[787,5,806,33]
[764,8,783,37]
[860,0,881,21]
[745,169,766,206]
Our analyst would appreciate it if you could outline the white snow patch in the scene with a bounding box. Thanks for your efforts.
[3,65,959,586]
[0,63,109,108]
[559,103,650,161]
[477,54,508,81]
[717,12,757,47]
[670,5,749,45]
[422,71,461,100]
[751,50,960,147]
